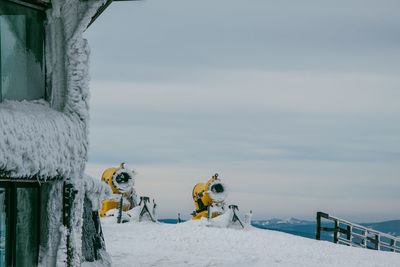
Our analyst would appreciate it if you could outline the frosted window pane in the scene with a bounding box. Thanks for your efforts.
[15,188,38,267]
[0,16,28,100]
[0,2,45,102]
[0,188,6,267]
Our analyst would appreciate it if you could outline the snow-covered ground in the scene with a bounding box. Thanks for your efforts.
[102,219,400,267]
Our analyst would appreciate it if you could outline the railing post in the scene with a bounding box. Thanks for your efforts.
[362,230,366,248]
[316,212,322,240]
[374,233,379,250]
[333,220,338,243]
[346,225,351,245]
[390,239,395,252]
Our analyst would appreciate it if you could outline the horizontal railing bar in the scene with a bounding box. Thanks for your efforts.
[378,232,400,240]
[338,227,349,234]
[366,236,378,244]
[320,227,336,232]
[322,217,384,235]
[351,232,366,240]
[379,241,394,247]
[320,217,368,232]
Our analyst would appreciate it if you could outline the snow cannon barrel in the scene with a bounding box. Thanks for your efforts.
[192,173,228,220]
[101,163,135,194]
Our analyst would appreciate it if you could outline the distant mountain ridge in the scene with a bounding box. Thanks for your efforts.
[251,218,317,239]
[252,217,314,226]
[360,220,400,237]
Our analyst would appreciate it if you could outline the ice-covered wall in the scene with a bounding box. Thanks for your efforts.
[0,0,109,266]
[46,0,106,122]
[48,1,108,265]
[0,0,106,180]
[0,100,86,179]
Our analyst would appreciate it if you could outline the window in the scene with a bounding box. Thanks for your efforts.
[0,0,46,102]
[0,182,40,267]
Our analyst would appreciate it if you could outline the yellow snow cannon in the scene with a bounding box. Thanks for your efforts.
[99,163,135,217]
[192,173,227,220]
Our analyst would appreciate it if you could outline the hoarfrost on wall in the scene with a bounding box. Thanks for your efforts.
[0,100,86,179]
[0,0,109,266]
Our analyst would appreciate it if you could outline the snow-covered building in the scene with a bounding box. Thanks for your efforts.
[0,0,128,266]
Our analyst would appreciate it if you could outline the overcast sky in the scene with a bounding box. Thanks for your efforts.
[84,0,400,221]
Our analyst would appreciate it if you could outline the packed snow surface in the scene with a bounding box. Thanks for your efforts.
[102,219,400,267]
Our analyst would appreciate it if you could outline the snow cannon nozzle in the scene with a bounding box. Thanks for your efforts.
[112,169,134,193]
[207,179,227,202]
[211,183,224,193]
[101,164,135,194]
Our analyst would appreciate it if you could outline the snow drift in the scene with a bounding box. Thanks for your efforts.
[102,220,400,267]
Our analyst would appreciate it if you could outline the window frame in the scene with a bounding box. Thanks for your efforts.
[4,0,48,12]
[0,0,48,103]
[0,181,41,267]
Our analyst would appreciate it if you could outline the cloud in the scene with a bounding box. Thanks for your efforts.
[87,69,400,167]
[84,0,400,221]
[86,0,400,76]
[89,69,400,114]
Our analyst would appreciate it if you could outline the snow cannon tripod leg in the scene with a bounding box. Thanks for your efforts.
[229,205,244,228]
[138,196,149,206]
[117,193,124,224]
[139,196,156,222]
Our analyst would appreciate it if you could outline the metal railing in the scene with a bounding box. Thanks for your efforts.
[316,212,400,253]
